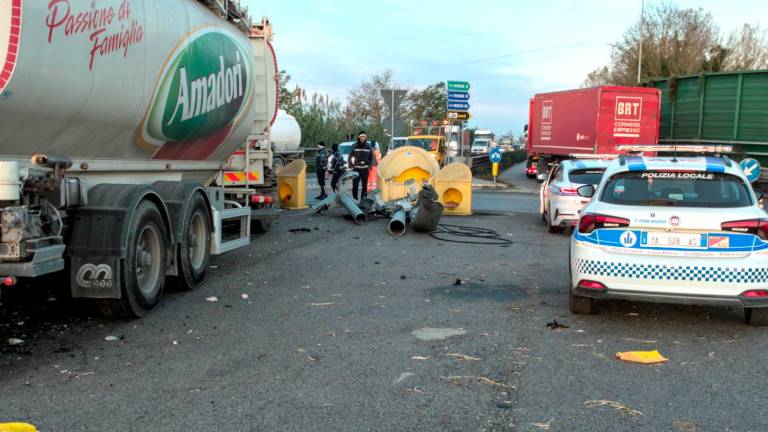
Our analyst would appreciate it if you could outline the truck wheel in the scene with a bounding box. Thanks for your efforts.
[569,289,596,314]
[252,219,272,233]
[98,200,168,318]
[174,193,211,290]
[273,156,286,172]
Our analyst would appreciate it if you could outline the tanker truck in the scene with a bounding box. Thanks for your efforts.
[0,0,282,317]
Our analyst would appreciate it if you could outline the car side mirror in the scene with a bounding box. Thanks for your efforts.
[577,185,595,198]
[536,173,546,182]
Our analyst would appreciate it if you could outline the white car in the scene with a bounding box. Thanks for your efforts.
[471,139,490,155]
[569,154,768,324]
[540,159,610,233]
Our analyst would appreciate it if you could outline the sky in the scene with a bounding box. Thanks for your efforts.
[247,0,767,135]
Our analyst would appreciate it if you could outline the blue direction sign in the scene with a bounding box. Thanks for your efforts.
[447,101,470,111]
[740,158,762,183]
[489,146,502,163]
[448,91,470,101]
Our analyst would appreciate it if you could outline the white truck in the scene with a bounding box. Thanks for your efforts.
[0,0,283,317]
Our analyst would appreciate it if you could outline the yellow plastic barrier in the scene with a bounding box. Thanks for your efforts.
[377,147,440,201]
[277,159,308,210]
[433,163,473,216]
[0,424,38,432]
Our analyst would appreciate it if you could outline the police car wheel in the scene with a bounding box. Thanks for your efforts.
[744,308,768,325]
[97,200,168,318]
[569,289,596,315]
[547,213,562,233]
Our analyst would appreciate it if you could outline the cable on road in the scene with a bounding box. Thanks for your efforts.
[429,224,514,246]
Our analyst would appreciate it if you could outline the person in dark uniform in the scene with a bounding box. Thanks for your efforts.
[348,131,373,201]
[329,143,345,193]
[315,141,329,200]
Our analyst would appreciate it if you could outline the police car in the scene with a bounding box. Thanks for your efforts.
[569,146,768,323]
[540,158,611,233]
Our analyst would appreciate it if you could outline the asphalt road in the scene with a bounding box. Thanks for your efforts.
[1,173,767,431]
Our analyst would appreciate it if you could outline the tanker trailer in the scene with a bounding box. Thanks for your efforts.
[0,0,278,317]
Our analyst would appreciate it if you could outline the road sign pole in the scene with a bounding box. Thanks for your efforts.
[391,90,395,139]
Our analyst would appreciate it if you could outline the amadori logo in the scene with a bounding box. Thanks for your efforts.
[138,26,253,151]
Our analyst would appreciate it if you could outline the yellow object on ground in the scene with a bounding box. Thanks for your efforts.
[277,159,308,209]
[377,147,440,201]
[616,350,669,364]
[433,163,472,216]
[0,423,38,432]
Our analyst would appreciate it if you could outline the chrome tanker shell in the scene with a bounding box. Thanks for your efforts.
[0,0,274,166]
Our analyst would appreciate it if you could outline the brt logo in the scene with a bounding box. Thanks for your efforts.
[615,97,643,121]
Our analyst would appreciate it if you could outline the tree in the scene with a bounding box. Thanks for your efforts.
[277,70,300,112]
[403,82,447,124]
[582,66,612,88]
[344,70,402,146]
[724,24,768,70]
[582,4,768,85]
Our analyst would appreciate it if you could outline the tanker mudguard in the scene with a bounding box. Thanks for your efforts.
[152,181,212,246]
[69,184,172,299]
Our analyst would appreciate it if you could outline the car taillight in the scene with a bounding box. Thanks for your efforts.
[721,219,768,240]
[740,290,768,298]
[577,213,630,234]
[557,186,578,196]
[577,280,606,291]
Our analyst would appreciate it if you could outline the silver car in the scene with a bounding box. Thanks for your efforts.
[540,159,611,233]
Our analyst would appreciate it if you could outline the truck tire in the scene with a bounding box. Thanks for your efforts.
[173,193,211,290]
[252,219,272,233]
[273,155,286,172]
[97,200,168,318]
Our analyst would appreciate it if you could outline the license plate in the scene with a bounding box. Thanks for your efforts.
[642,232,706,249]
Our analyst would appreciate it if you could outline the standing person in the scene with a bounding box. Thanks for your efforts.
[348,131,373,201]
[314,141,329,200]
[367,141,382,193]
[328,143,345,193]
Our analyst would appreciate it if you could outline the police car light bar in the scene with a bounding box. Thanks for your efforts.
[569,154,619,160]
[616,145,734,154]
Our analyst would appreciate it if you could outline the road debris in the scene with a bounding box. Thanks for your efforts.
[584,400,644,417]
[7,338,24,346]
[412,327,466,341]
[673,420,698,432]
[622,338,657,344]
[393,372,414,384]
[104,336,119,342]
[530,421,552,430]
[496,401,513,409]
[289,228,312,233]
[308,303,337,307]
[453,278,464,286]
[441,375,514,389]
[546,319,570,330]
[205,296,218,303]
[446,353,481,361]
[411,356,430,361]
[241,293,249,300]
[407,387,425,395]
[616,350,669,365]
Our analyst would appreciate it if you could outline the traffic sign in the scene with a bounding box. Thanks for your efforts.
[447,101,470,111]
[489,147,502,163]
[740,158,762,183]
[447,81,470,91]
[447,111,470,120]
[448,91,470,101]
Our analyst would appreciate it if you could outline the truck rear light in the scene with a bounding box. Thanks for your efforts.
[740,290,768,298]
[2,276,16,286]
[577,214,630,234]
[251,195,275,205]
[577,280,606,291]
[721,219,768,240]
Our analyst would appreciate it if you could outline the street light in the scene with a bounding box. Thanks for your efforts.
[637,0,644,84]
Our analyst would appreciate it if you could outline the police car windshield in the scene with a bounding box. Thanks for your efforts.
[339,143,353,155]
[600,171,753,208]
[568,168,605,185]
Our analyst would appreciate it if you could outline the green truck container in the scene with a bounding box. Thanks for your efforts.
[650,71,768,168]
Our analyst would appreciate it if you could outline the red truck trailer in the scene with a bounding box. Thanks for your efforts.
[526,86,661,178]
